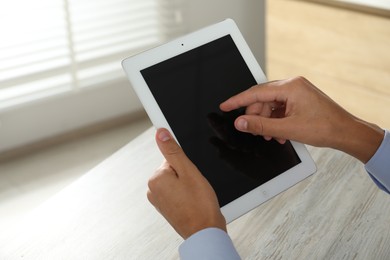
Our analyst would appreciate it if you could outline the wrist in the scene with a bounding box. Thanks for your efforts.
[334,117,384,163]
[183,212,227,240]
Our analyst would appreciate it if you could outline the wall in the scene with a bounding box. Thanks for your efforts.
[0,1,266,153]
[267,0,390,128]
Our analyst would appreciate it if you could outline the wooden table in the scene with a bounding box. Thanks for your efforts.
[2,127,389,259]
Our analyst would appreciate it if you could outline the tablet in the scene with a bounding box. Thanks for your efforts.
[122,19,316,223]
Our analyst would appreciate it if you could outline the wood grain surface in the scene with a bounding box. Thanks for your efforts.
[1,128,389,259]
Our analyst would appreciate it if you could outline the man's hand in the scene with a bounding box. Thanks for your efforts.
[220,76,384,163]
[147,128,227,239]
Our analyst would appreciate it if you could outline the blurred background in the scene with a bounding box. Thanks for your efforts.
[0,0,389,237]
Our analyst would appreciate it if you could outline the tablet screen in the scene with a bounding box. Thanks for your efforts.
[141,35,301,207]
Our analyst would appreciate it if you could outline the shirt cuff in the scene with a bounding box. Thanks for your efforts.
[365,129,390,193]
[179,228,241,260]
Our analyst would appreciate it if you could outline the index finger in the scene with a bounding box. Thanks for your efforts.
[220,80,288,112]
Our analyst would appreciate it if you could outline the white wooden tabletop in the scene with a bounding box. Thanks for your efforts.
[1,127,389,259]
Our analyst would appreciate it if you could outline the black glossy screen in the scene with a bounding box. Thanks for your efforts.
[141,35,301,207]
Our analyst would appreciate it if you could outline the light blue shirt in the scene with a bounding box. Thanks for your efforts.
[179,130,390,260]
[365,130,390,193]
[179,228,241,259]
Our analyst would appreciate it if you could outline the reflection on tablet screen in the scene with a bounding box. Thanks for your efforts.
[141,35,301,207]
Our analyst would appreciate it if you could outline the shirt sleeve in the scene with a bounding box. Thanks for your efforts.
[179,228,241,260]
[365,129,390,194]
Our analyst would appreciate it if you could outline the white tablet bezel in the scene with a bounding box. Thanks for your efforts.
[122,19,316,223]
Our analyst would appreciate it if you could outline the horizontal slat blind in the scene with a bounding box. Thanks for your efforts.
[0,0,185,110]
[0,0,71,109]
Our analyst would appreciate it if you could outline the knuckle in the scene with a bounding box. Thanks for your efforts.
[148,170,163,190]
[146,189,154,204]
[158,161,171,171]
[165,143,182,157]
[147,175,159,191]
[293,75,307,83]
[148,163,175,191]
[248,118,264,135]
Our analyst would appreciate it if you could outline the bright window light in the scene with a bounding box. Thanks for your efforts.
[0,0,184,110]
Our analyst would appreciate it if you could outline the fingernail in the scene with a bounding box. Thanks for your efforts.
[158,130,171,142]
[236,118,248,130]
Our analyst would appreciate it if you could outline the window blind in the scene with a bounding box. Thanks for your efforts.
[0,0,185,110]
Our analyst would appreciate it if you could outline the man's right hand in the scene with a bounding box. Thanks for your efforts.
[220,76,384,163]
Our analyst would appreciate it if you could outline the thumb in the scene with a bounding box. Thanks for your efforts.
[155,128,196,175]
[234,115,292,140]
